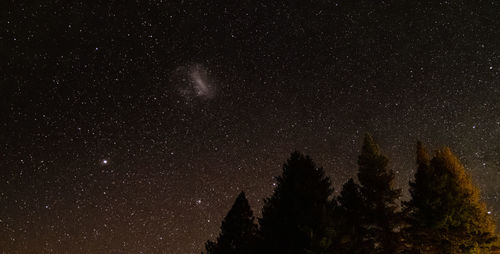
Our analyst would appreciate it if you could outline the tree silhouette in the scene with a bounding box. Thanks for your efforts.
[357,134,403,253]
[404,141,440,253]
[258,151,334,253]
[201,138,500,254]
[204,191,257,254]
[335,178,365,253]
[405,144,497,253]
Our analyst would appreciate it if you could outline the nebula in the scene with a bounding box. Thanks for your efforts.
[175,64,216,100]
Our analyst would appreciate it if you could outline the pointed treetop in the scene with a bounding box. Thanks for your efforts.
[288,150,304,163]
[225,191,253,221]
[361,133,380,156]
[432,147,479,197]
[416,141,430,166]
[281,151,319,178]
[340,178,358,198]
[287,150,311,164]
[408,145,498,250]
[338,178,363,210]
[433,146,468,178]
[235,191,247,203]
[205,190,257,254]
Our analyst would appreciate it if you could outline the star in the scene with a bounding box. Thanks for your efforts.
[3,1,500,253]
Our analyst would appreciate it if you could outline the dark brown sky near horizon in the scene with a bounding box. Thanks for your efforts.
[1,1,500,253]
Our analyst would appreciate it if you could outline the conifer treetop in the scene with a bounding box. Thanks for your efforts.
[361,134,380,157]
[416,141,430,166]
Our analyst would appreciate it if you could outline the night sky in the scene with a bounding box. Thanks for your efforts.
[2,1,500,253]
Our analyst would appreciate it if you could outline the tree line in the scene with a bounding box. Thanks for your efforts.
[202,135,498,254]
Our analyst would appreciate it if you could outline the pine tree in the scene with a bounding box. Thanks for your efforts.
[357,134,403,253]
[258,151,333,253]
[404,141,440,253]
[406,144,497,253]
[335,178,365,253]
[204,191,257,254]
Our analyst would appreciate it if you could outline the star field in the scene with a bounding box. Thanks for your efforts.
[1,1,500,253]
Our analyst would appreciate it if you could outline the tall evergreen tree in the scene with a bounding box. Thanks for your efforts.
[357,134,403,253]
[405,144,497,253]
[404,141,439,253]
[258,151,333,254]
[204,191,257,254]
[335,178,365,253]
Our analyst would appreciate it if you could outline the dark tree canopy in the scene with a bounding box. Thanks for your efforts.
[404,141,440,252]
[406,144,497,253]
[335,178,365,253]
[202,139,500,254]
[258,151,333,253]
[357,134,403,254]
[204,191,257,254]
